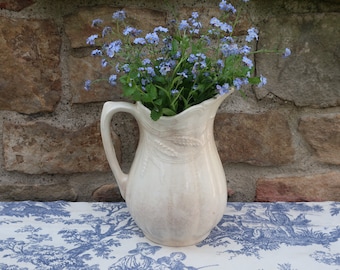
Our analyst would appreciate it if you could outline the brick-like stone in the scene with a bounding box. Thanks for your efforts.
[255,13,340,107]
[0,0,35,11]
[64,7,167,49]
[3,121,121,174]
[92,183,123,202]
[298,113,340,165]
[256,172,340,202]
[214,110,294,166]
[0,183,77,201]
[0,17,61,114]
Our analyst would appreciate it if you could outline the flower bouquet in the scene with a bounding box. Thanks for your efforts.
[85,0,290,120]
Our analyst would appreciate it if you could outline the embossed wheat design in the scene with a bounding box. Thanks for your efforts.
[154,139,178,157]
[170,136,202,147]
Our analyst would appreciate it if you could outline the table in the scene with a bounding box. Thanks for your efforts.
[0,201,339,270]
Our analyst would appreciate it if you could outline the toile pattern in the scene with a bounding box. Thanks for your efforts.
[0,201,339,269]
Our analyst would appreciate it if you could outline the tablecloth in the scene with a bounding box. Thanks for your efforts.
[0,201,339,270]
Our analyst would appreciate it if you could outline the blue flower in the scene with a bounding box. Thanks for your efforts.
[216,83,229,95]
[84,80,91,91]
[177,70,188,78]
[202,35,211,46]
[240,45,251,55]
[123,27,142,36]
[233,77,249,90]
[179,20,190,31]
[191,63,199,78]
[154,26,168,33]
[101,59,108,67]
[109,74,117,86]
[133,37,146,45]
[191,12,199,19]
[190,21,202,34]
[171,89,179,95]
[122,64,130,73]
[112,10,126,21]
[142,58,151,65]
[91,18,103,27]
[283,48,291,58]
[217,59,224,69]
[221,36,234,43]
[145,32,159,44]
[158,64,171,76]
[219,1,236,13]
[106,40,122,58]
[102,26,112,37]
[210,17,221,27]
[258,75,267,87]
[91,49,102,56]
[187,54,198,63]
[220,43,239,57]
[220,22,233,33]
[146,67,156,77]
[242,56,253,68]
[246,27,259,42]
[86,34,98,45]
[174,51,181,59]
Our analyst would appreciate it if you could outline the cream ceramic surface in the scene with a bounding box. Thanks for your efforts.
[100,90,233,246]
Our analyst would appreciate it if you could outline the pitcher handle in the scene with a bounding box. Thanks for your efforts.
[100,101,138,199]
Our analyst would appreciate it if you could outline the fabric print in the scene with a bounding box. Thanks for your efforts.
[109,242,161,270]
[109,243,214,270]
[199,203,340,259]
[157,252,199,270]
[1,201,339,269]
[311,251,340,266]
[330,202,340,216]
[277,263,297,270]
[0,201,70,219]
[0,202,144,269]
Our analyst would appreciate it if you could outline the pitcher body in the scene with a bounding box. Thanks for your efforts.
[101,93,231,246]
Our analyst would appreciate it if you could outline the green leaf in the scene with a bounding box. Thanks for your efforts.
[248,77,261,84]
[162,108,176,116]
[122,85,136,97]
[146,84,157,100]
[154,98,163,106]
[151,109,162,121]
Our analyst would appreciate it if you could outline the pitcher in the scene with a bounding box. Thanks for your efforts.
[100,91,232,246]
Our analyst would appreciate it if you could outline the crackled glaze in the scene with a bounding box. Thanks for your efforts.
[100,91,233,246]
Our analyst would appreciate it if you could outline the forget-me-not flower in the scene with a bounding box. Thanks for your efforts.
[106,40,122,58]
[109,74,117,86]
[283,48,291,58]
[145,32,159,44]
[91,49,102,56]
[179,20,190,31]
[246,27,259,42]
[133,38,146,45]
[91,19,103,27]
[84,80,91,91]
[216,83,230,95]
[112,10,126,21]
[219,1,236,13]
[86,34,98,45]
[258,75,267,87]
[242,56,253,68]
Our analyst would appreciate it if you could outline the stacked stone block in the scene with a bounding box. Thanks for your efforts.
[0,0,339,202]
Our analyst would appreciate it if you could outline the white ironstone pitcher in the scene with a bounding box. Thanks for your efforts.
[100,91,232,246]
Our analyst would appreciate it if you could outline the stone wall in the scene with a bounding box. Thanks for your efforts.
[0,0,339,202]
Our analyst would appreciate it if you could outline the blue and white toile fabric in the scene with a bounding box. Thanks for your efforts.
[0,201,339,270]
